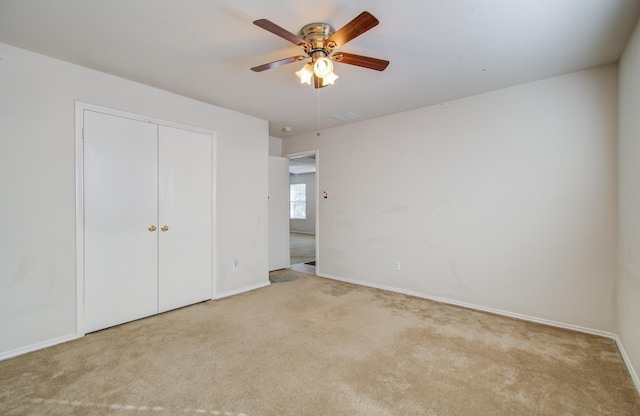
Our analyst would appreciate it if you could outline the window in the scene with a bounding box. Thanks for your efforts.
[290,183,306,219]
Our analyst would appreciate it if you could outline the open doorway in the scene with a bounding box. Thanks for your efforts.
[286,151,318,275]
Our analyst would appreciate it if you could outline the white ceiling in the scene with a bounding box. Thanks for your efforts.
[1,1,638,138]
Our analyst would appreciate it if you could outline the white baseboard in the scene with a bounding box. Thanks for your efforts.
[318,271,615,337]
[1,282,272,361]
[3,275,638,396]
[316,271,640,395]
[215,281,271,300]
[613,334,640,394]
[0,334,80,361]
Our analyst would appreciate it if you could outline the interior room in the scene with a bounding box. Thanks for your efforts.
[288,155,316,269]
[1,1,640,414]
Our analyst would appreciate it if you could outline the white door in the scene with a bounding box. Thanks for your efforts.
[268,156,290,271]
[158,126,212,312]
[84,110,159,332]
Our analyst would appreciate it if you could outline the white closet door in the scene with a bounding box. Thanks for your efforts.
[158,126,212,312]
[84,111,159,332]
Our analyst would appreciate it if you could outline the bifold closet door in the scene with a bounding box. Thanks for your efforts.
[158,126,212,312]
[84,111,159,333]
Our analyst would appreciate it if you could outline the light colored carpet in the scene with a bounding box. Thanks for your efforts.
[290,232,315,265]
[1,272,639,415]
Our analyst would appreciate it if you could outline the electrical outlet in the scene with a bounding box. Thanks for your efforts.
[233,259,239,272]
[393,260,401,271]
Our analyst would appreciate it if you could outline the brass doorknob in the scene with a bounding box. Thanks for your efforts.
[148,225,157,232]
[161,225,169,232]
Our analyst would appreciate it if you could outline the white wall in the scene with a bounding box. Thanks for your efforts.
[269,137,282,156]
[618,17,640,386]
[283,65,618,332]
[290,173,316,234]
[0,43,269,357]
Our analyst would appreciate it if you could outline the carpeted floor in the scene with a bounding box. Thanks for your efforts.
[1,272,639,415]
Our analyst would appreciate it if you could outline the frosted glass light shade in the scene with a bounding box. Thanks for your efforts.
[313,57,333,78]
[295,64,313,85]
[321,72,339,86]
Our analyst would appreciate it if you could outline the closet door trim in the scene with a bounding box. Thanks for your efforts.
[75,101,217,337]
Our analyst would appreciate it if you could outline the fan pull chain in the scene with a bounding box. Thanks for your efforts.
[316,84,321,136]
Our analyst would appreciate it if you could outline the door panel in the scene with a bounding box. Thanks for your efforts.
[268,156,290,271]
[84,110,159,332]
[158,126,212,312]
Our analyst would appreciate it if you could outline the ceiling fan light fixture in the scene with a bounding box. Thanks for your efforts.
[321,71,339,86]
[295,63,313,85]
[252,12,388,90]
[313,57,333,78]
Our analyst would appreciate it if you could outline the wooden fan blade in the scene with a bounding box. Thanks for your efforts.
[253,19,308,47]
[251,56,305,72]
[334,53,389,71]
[326,11,379,49]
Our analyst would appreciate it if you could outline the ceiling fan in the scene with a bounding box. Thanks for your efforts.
[251,11,389,88]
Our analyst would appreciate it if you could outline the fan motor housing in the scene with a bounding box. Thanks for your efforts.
[299,23,335,55]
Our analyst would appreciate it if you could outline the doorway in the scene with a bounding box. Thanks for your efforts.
[286,151,319,275]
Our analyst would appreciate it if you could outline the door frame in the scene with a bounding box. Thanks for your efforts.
[283,149,320,273]
[268,156,291,271]
[74,101,217,337]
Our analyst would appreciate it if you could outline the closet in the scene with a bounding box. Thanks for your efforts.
[82,109,213,333]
